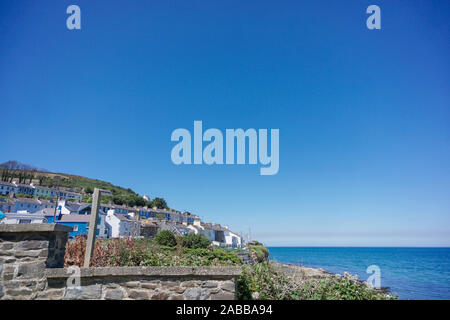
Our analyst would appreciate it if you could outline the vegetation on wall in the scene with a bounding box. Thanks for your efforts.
[65,234,241,267]
[247,241,269,263]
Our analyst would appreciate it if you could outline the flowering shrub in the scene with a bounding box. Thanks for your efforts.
[64,235,242,267]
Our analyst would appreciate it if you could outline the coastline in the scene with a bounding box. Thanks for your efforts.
[269,260,392,296]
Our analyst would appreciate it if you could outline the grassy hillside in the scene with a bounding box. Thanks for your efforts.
[0,161,168,209]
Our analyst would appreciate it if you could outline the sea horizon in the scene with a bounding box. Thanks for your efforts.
[267,246,450,248]
[267,247,450,300]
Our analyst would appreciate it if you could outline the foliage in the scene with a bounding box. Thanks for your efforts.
[182,233,211,249]
[155,230,177,247]
[237,262,396,300]
[248,242,269,263]
[152,197,168,209]
[65,236,242,267]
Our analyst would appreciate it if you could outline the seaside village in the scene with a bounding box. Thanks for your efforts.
[0,180,244,248]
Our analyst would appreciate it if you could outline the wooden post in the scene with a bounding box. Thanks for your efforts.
[84,188,101,267]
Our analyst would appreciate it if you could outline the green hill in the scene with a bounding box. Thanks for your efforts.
[0,160,168,209]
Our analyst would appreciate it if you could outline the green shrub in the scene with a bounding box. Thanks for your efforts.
[182,233,211,249]
[237,262,396,300]
[181,248,242,266]
[155,230,177,247]
[248,244,269,263]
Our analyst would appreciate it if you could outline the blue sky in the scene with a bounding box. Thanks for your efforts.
[1,0,449,246]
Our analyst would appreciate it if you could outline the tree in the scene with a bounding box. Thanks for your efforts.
[182,233,211,249]
[155,230,177,247]
[134,197,146,207]
[152,197,167,209]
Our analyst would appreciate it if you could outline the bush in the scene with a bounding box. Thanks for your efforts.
[248,243,269,263]
[155,230,177,247]
[181,248,242,266]
[237,262,396,300]
[182,233,211,249]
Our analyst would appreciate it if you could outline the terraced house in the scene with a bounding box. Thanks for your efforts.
[0,181,18,195]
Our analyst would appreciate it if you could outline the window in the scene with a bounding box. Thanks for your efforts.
[73,225,78,231]
[19,219,31,224]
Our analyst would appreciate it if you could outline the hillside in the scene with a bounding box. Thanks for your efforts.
[0,160,168,209]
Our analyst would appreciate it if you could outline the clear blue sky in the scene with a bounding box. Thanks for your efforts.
[1,0,449,246]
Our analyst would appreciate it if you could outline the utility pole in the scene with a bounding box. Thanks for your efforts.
[84,188,101,267]
[52,195,60,223]
[52,177,61,223]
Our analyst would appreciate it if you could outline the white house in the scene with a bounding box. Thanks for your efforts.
[198,223,216,242]
[105,209,140,238]
[223,228,242,248]
[33,185,58,198]
[57,200,91,215]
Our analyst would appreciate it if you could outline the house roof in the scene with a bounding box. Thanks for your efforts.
[15,197,41,205]
[16,183,35,188]
[115,213,136,222]
[58,215,91,223]
[141,220,157,227]
[212,224,226,231]
[65,202,91,213]
[0,181,16,187]
[37,208,57,216]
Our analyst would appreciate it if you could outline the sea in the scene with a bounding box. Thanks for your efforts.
[267,247,450,300]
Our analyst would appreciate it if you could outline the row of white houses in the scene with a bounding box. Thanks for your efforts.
[0,180,82,201]
[0,197,243,247]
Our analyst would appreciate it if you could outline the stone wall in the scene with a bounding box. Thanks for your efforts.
[0,224,72,300]
[0,224,241,300]
[43,266,240,300]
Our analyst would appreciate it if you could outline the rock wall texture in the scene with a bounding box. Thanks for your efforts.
[0,224,71,300]
[0,224,241,300]
[43,267,240,300]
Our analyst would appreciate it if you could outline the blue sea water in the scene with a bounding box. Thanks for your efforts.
[267,247,450,300]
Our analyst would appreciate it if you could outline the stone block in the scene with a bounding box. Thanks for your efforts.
[220,280,235,292]
[104,289,124,300]
[0,243,14,250]
[183,288,210,300]
[124,281,141,288]
[202,281,218,288]
[16,240,49,251]
[128,289,150,300]
[141,282,158,290]
[65,284,102,300]
[210,292,235,300]
[14,250,42,258]
[150,291,168,300]
[36,289,65,300]
[17,262,45,279]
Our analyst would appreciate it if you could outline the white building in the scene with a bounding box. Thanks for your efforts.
[223,228,242,248]
[0,212,46,224]
[105,209,140,238]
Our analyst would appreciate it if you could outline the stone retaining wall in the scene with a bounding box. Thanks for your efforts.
[0,224,241,300]
[43,266,240,300]
[0,224,71,300]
